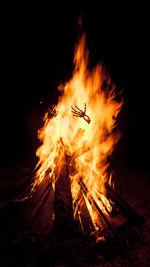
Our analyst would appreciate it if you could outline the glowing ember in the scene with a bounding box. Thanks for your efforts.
[32,32,123,230]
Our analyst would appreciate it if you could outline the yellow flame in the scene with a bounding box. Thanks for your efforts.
[32,33,123,229]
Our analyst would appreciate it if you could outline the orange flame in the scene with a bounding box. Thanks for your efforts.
[33,33,123,229]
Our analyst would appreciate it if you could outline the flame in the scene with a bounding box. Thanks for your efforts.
[32,33,123,230]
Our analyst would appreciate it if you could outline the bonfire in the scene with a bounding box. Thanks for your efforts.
[28,30,124,236]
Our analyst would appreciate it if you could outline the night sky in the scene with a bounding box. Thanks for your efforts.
[1,2,149,172]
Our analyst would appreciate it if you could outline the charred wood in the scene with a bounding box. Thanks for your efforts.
[79,178,121,240]
[105,183,144,224]
[54,156,74,236]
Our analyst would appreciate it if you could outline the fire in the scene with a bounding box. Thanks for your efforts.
[32,33,123,231]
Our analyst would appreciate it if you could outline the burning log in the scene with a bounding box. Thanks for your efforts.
[78,177,121,240]
[74,192,95,235]
[19,176,51,230]
[54,154,74,235]
[31,184,54,234]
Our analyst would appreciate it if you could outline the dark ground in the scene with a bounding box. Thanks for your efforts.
[0,1,150,266]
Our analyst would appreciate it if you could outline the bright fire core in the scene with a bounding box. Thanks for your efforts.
[33,33,123,230]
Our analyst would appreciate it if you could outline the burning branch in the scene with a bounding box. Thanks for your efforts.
[78,177,121,240]
[71,103,91,124]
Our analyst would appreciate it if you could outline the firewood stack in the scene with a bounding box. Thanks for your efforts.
[53,152,144,239]
[0,154,143,240]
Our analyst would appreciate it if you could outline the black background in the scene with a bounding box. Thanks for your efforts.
[1,1,149,172]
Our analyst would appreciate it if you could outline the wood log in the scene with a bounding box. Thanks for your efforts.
[19,176,51,230]
[105,183,144,224]
[54,155,74,235]
[78,193,95,235]
[79,178,121,240]
[31,184,54,234]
